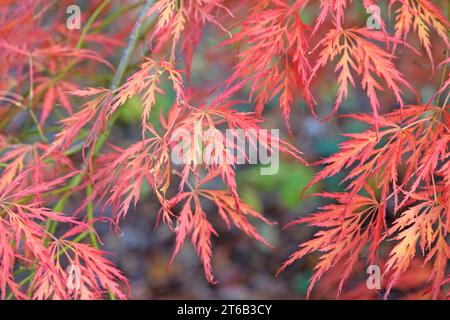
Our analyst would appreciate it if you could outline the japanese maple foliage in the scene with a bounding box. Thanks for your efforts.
[0,0,448,300]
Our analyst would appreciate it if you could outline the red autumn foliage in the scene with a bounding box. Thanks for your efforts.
[0,0,448,299]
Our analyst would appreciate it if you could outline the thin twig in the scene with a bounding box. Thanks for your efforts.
[110,0,155,90]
